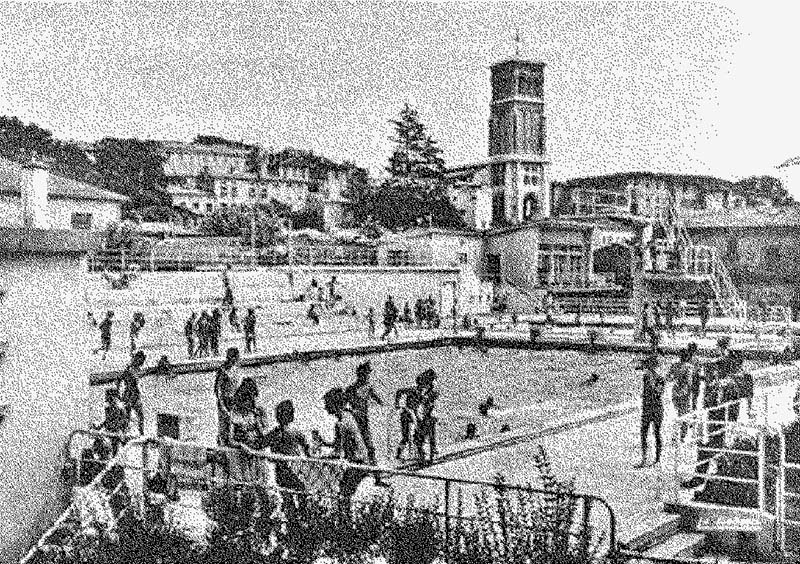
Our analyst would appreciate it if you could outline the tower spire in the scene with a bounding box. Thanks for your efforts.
[513,29,524,57]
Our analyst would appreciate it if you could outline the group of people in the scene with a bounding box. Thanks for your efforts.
[184,307,257,358]
[365,295,444,340]
[640,299,714,345]
[635,336,754,480]
[212,351,441,507]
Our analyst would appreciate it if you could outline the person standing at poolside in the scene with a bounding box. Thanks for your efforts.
[117,350,146,436]
[313,387,371,510]
[415,368,440,464]
[243,308,257,353]
[210,308,223,357]
[635,354,665,468]
[129,312,145,355]
[228,377,268,482]
[698,298,711,337]
[229,306,241,332]
[394,379,422,460]
[184,312,197,359]
[214,347,240,447]
[94,310,114,360]
[381,295,399,340]
[366,307,376,339]
[668,348,695,441]
[222,264,234,306]
[345,361,384,468]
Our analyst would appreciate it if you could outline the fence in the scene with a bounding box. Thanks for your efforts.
[88,245,435,272]
[23,431,619,564]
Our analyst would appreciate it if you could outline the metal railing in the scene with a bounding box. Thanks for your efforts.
[24,432,619,563]
[88,244,438,273]
[653,204,746,321]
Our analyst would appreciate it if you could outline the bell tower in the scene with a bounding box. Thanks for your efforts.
[487,34,550,225]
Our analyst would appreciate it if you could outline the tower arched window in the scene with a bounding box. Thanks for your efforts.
[518,73,533,96]
[522,193,540,221]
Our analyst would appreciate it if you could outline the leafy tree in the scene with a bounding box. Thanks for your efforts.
[290,198,325,231]
[368,104,466,231]
[200,201,289,247]
[733,175,795,207]
[193,135,254,150]
[387,103,445,180]
[341,162,377,228]
[93,138,172,219]
[0,115,96,184]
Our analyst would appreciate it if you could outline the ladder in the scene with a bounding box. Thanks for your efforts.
[655,204,747,321]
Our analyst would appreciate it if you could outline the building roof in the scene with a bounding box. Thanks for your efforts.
[400,227,483,239]
[161,141,252,157]
[558,172,736,192]
[684,207,800,230]
[0,158,127,203]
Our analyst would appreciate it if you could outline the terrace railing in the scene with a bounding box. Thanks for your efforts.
[23,432,620,564]
[88,245,435,273]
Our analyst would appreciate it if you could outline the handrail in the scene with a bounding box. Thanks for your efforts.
[24,431,620,562]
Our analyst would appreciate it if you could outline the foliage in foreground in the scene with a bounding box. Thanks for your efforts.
[29,446,607,564]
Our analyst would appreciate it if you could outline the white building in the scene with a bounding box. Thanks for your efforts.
[162,141,350,229]
[0,157,126,231]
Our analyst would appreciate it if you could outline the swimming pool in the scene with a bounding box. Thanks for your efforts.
[128,345,767,463]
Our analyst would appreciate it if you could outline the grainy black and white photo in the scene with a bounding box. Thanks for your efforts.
[2,2,800,563]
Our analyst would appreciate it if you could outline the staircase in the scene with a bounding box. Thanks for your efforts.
[655,204,747,321]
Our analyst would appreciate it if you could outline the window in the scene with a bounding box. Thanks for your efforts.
[219,182,228,197]
[490,163,505,186]
[156,414,180,440]
[221,203,228,208]
[231,185,238,198]
[249,186,256,199]
[518,73,533,96]
[523,164,539,186]
[486,254,501,278]
[70,212,92,230]
[206,203,213,212]
[192,203,199,210]
[261,188,269,199]
[522,193,539,221]
[764,245,781,265]
[458,252,469,264]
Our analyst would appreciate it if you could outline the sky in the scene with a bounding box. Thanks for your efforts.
[0,1,799,191]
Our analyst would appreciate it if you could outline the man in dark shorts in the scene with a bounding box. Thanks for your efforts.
[635,354,665,468]
[117,350,146,435]
[243,308,257,353]
[698,299,711,337]
[94,310,114,359]
[184,312,197,358]
[214,347,240,447]
[314,387,371,510]
[415,368,440,464]
[345,361,383,465]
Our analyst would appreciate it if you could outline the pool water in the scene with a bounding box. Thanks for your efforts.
[139,347,716,462]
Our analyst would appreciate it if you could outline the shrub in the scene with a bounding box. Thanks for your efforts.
[382,495,442,564]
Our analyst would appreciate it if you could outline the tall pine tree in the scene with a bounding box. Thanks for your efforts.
[378,104,465,230]
[387,104,445,180]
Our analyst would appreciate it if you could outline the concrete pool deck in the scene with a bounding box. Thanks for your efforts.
[421,407,676,547]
